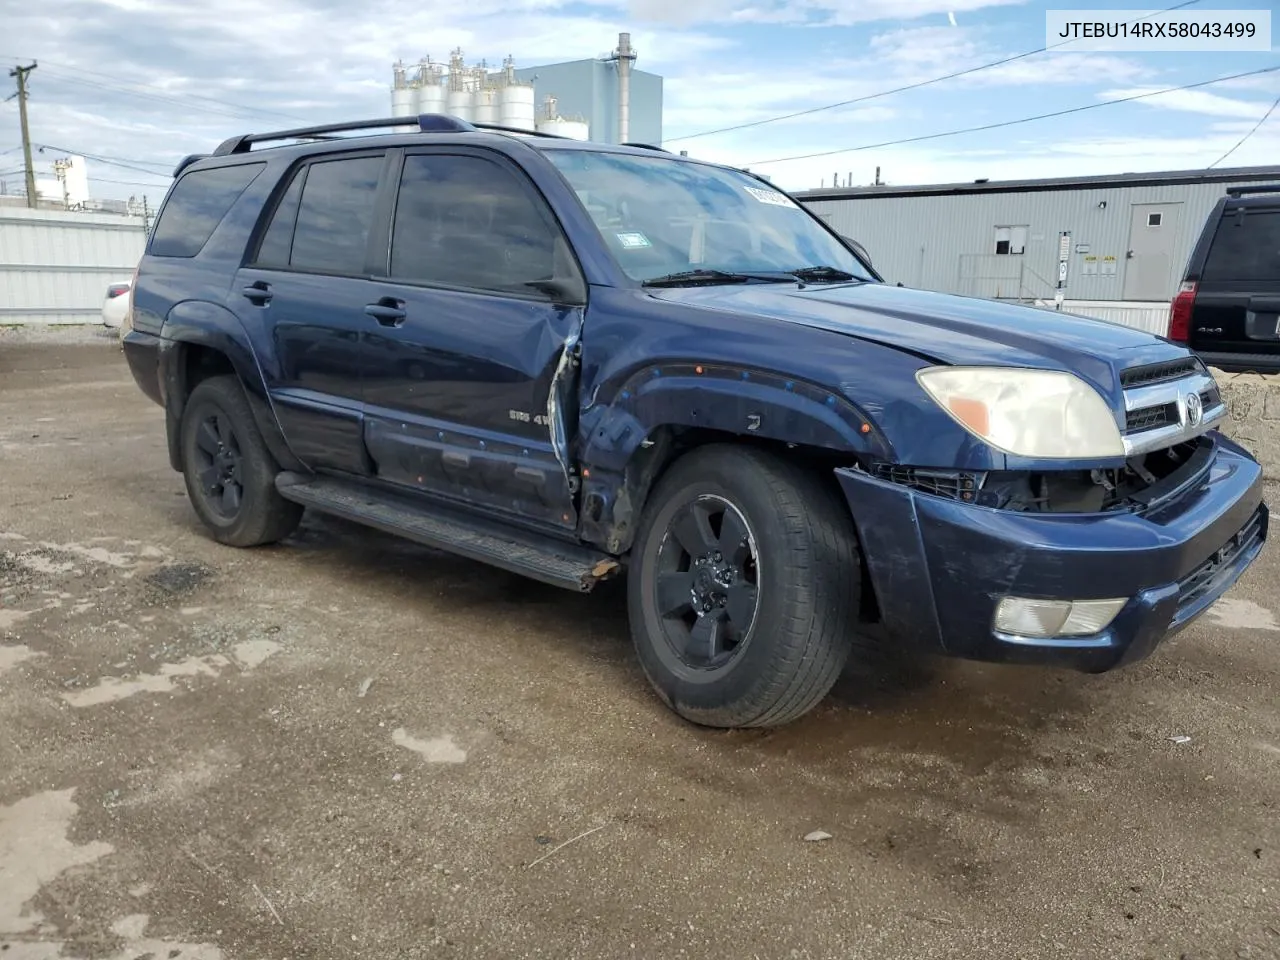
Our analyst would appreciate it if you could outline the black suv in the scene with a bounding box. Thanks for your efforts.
[1169,184,1280,372]
[120,114,1265,729]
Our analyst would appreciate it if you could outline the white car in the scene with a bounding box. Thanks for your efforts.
[101,280,132,330]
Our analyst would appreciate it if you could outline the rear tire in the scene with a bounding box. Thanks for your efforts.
[627,444,863,728]
[179,375,303,547]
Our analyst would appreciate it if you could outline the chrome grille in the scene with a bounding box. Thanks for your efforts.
[1120,366,1227,456]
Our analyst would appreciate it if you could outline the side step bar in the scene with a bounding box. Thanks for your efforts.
[275,473,620,592]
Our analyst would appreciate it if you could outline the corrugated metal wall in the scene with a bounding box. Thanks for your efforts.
[0,205,146,324]
[511,60,663,146]
[800,176,1280,304]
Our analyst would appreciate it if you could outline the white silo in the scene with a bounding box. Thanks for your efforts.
[414,61,445,114]
[537,117,590,140]
[500,83,536,131]
[473,87,499,124]
[391,86,415,117]
[447,87,474,120]
[445,48,473,120]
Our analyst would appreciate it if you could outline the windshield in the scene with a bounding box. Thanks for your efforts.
[543,149,875,284]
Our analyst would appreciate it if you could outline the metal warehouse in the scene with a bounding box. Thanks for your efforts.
[796,165,1280,333]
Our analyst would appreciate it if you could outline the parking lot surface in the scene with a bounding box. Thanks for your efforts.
[2,329,1278,960]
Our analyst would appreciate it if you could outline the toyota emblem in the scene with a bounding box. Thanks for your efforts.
[1184,391,1203,428]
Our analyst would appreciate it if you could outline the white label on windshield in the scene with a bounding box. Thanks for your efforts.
[744,186,797,208]
[616,231,652,249]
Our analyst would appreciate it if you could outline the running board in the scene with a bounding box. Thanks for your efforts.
[275,473,620,592]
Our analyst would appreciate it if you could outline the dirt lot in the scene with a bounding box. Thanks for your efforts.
[2,329,1278,960]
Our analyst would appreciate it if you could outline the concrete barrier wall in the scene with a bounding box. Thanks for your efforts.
[1210,368,1280,482]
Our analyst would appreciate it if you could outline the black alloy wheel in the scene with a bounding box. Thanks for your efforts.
[652,494,760,671]
[191,410,245,520]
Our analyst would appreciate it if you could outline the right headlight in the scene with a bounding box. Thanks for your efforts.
[915,366,1125,459]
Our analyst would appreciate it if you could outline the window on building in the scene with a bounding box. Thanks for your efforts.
[994,225,1028,256]
[1147,212,1163,227]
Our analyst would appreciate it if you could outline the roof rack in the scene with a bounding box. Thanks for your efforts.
[1225,184,1280,196]
[212,113,571,156]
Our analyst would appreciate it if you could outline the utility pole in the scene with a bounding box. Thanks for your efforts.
[8,62,37,208]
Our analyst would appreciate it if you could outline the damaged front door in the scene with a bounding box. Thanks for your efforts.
[360,147,586,531]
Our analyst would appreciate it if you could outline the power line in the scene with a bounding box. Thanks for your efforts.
[33,143,174,178]
[666,0,1203,144]
[1209,92,1280,168]
[89,176,167,188]
[0,53,306,123]
[748,64,1280,167]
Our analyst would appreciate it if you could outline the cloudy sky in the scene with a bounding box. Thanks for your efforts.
[1,0,1277,204]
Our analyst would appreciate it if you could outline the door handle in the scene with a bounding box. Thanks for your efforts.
[241,281,272,304]
[364,298,406,327]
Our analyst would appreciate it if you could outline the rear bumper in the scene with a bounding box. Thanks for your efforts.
[1194,350,1280,374]
[122,329,164,407]
[837,434,1268,672]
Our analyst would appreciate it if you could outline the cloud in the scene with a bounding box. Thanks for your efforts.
[627,0,1024,26]
[1100,86,1274,120]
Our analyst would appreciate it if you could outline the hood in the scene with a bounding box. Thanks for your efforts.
[648,281,1187,395]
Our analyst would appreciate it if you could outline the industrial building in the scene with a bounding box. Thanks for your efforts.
[389,33,661,145]
[797,165,1280,333]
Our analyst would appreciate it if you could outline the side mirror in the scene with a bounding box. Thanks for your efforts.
[839,234,871,267]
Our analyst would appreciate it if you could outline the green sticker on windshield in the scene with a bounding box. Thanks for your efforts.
[744,186,797,209]
[616,232,652,249]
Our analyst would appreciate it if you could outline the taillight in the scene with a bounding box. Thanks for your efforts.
[1168,281,1197,342]
[124,264,140,335]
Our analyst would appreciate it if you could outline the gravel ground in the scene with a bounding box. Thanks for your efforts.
[1,331,1277,960]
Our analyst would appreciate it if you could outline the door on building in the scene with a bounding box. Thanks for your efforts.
[1123,203,1181,301]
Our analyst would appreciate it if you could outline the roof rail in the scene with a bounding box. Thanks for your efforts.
[1225,184,1280,196]
[211,113,574,156]
[172,153,208,177]
[620,141,670,152]
[470,121,571,140]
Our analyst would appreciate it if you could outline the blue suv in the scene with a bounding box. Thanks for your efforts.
[121,114,1268,728]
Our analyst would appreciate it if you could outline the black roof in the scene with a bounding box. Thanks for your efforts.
[793,164,1280,201]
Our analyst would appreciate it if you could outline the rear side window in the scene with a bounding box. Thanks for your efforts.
[1202,209,1280,283]
[288,156,384,275]
[150,163,265,258]
[254,169,306,268]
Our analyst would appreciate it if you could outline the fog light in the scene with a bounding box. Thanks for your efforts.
[994,597,1127,638]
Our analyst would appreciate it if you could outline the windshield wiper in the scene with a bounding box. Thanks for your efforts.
[642,269,753,287]
[789,265,860,283]
[642,269,798,287]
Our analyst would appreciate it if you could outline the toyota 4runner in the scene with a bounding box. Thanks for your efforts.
[121,114,1269,728]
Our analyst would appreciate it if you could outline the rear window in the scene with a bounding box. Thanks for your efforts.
[149,163,265,258]
[1202,208,1280,283]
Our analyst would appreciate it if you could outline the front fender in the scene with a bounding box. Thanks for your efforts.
[159,300,303,473]
[575,361,894,552]
[579,361,894,472]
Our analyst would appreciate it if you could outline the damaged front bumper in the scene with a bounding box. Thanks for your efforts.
[837,433,1268,672]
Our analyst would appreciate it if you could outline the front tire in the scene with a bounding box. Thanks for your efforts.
[179,375,303,547]
[628,445,862,728]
